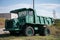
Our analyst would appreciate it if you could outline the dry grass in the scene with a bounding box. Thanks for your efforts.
[0,26,60,40]
[0,27,60,40]
[0,18,5,28]
[0,34,60,40]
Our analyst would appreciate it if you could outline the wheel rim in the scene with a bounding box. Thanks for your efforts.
[45,30,48,35]
[27,28,33,35]
[45,29,50,36]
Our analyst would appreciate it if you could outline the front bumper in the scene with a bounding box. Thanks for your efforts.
[4,28,20,31]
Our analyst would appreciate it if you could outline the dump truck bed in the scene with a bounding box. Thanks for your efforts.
[35,16,53,25]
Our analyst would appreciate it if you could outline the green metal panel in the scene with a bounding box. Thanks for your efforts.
[26,16,29,23]
[40,16,45,24]
[5,19,20,31]
[26,15,34,23]
[18,16,26,25]
[28,16,34,23]
[47,18,51,25]
[36,16,40,24]
[35,15,53,25]
[44,18,49,25]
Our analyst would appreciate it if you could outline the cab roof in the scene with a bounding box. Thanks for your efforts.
[10,8,34,13]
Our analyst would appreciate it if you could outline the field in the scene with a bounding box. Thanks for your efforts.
[0,34,60,40]
[0,18,60,40]
[0,18,5,28]
[0,26,59,40]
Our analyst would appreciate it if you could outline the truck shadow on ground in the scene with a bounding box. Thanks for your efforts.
[0,34,11,38]
[0,34,26,38]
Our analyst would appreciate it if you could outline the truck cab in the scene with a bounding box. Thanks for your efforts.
[10,8,35,24]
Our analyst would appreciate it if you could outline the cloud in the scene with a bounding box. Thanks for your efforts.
[0,3,60,18]
[0,4,33,13]
[55,12,60,19]
[36,9,53,17]
[35,4,60,18]
[0,3,60,13]
[35,4,60,9]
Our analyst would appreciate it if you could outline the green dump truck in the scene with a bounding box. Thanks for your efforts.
[5,8,54,36]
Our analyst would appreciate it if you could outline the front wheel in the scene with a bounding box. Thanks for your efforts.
[24,26,34,36]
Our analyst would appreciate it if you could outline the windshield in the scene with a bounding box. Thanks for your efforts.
[11,13,18,19]
[18,11,26,17]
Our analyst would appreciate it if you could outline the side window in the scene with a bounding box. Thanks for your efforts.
[19,12,22,17]
[18,11,27,17]
[23,11,26,16]
[28,11,33,16]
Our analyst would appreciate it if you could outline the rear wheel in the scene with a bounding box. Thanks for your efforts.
[24,26,34,36]
[44,28,50,36]
[39,28,50,36]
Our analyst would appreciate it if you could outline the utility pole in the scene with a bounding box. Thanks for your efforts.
[53,10,56,26]
[53,10,56,19]
[33,0,34,9]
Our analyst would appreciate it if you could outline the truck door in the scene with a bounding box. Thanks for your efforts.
[28,11,34,23]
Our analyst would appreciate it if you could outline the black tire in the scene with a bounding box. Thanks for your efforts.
[44,28,50,36]
[24,26,34,36]
[39,28,50,36]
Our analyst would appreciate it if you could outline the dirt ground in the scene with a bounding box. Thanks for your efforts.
[0,28,9,34]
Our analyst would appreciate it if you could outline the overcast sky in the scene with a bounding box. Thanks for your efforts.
[0,0,60,19]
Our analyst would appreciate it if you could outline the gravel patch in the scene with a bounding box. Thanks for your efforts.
[0,28,9,34]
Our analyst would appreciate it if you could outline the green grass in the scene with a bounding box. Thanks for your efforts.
[55,19,60,26]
